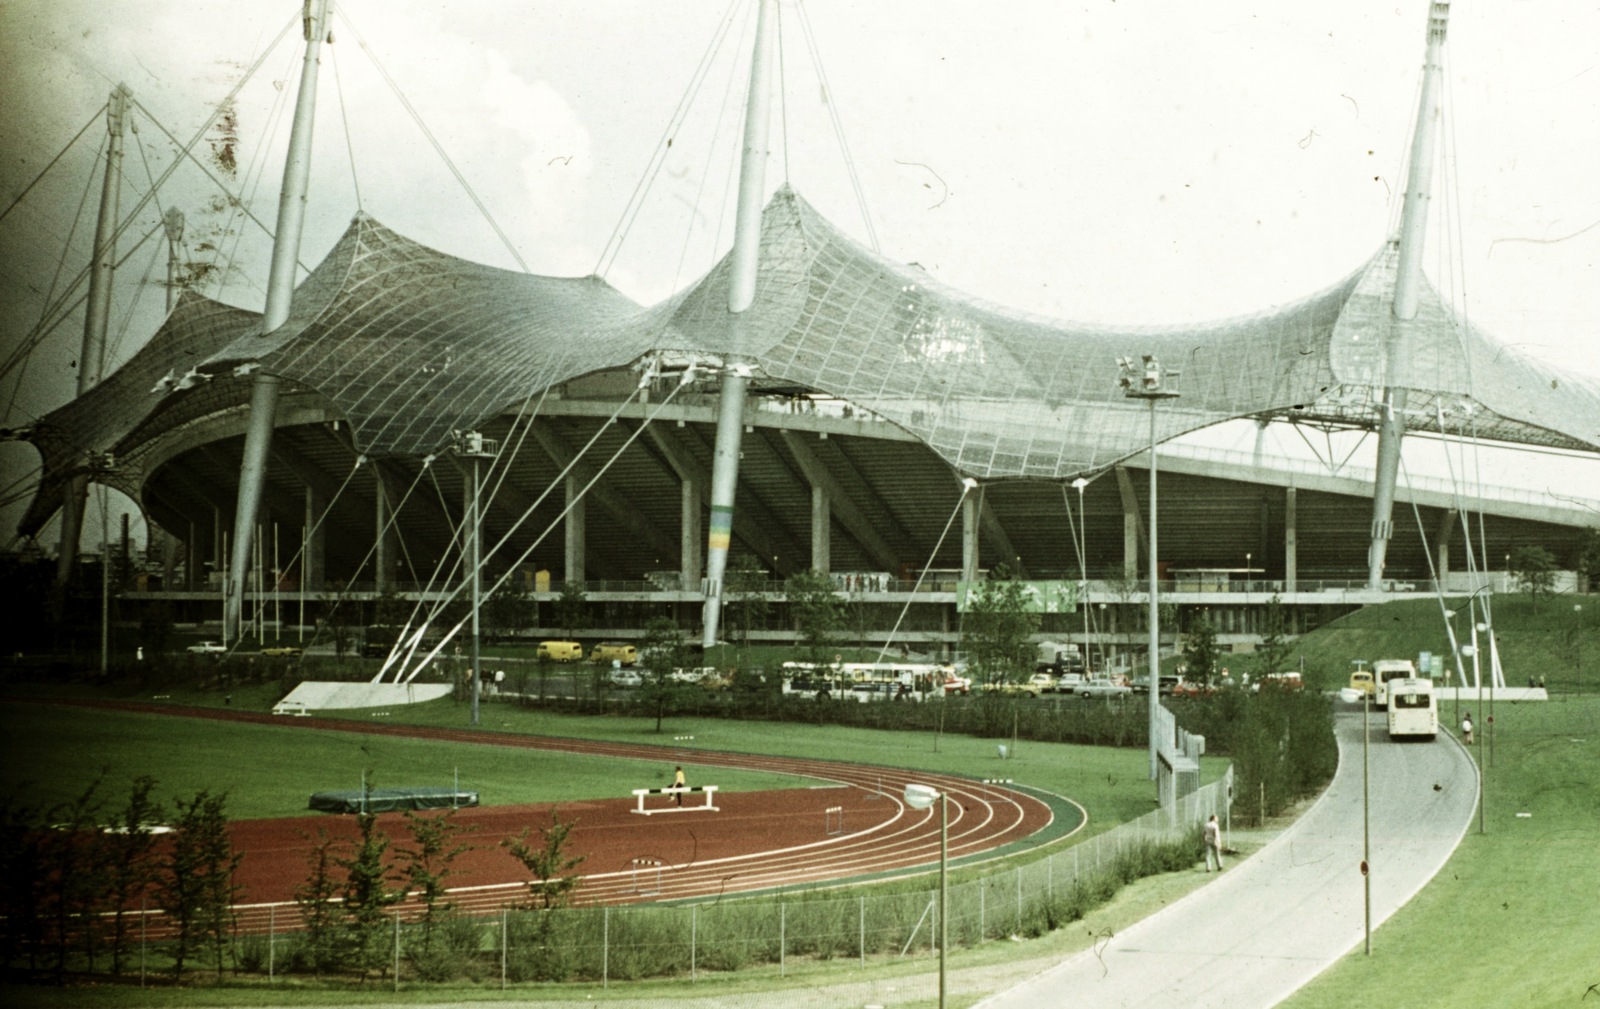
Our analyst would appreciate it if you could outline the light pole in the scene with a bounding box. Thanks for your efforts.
[905,783,948,1009]
[1073,477,1090,673]
[1575,604,1584,697]
[1362,682,1371,955]
[1118,354,1180,781]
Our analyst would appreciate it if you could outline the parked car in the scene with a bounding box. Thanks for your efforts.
[537,641,583,662]
[260,646,303,657]
[186,641,226,654]
[609,669,642,688]
[1171,680,1219,698]
[938,674,972,695]
[1254,671,1305,692]
[1027,673,1058,693]
[1074,678,1133,699]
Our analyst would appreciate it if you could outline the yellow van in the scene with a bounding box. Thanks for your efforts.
[537,641,583,663]
[589,641,638,665]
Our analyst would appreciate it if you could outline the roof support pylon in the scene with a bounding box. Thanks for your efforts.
[701,0,777,648]
[1368,1,1449,590]
[225,0,333,643]
[55,84,131,590]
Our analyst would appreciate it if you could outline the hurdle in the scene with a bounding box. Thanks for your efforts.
[673,735,695,750]
[630,858,663,895]
[631,785,719,815]
[981,778,1013,802]
[864,774,885,801]
[825,805,845,836]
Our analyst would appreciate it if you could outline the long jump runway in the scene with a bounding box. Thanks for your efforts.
[35,700,1059,932]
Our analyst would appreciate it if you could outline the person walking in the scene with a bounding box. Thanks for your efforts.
[1461,711,1474,745]
[673,765,686,807]
[1203,813,1225,872]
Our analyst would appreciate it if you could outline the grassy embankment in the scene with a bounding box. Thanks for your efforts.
[1283,696,1600,1009]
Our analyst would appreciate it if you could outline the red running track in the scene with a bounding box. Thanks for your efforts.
[24,700,1060,933]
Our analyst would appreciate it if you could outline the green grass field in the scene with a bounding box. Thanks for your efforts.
[0,703,818,821]
[1280,697,1600,1009]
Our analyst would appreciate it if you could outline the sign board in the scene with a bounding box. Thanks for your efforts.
[1418,651,1432,674]
[957,580,1079,613]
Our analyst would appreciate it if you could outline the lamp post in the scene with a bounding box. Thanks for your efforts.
[1575,604,1584,697]
[1118,354,1180,781]
[904,784,947,1009]
[1073,477,1090,674]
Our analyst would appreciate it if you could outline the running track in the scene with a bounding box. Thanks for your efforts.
[22,700,1066,934]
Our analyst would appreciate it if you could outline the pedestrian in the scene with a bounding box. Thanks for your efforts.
[1539,674,1546,691]
[1461,711,1474,745]
[1203,814,1225,872]
[673,765,686,806]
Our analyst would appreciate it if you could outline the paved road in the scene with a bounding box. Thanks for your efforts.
[976,707,1478,1009]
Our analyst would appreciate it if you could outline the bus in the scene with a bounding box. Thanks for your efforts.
[1386,678,1438,740]
[1372,659,1419,709]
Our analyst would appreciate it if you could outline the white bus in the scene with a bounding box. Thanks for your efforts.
[1386,678,1438,740]
[1372,659,1419,709]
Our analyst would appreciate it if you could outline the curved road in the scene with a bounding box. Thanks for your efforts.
[978,707,1478,1009]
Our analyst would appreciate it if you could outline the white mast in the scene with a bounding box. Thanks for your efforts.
[1367,1,1450,590]
[225,0,334,642]
[701,0,778,648]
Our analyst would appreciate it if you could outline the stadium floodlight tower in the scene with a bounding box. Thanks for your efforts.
[903,783,948,1009]
[701,0,777,649]
[1367,0,1451,590]
[1118,354,1179,782]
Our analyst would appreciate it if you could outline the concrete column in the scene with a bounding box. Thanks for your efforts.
[1433,508,1457,587]
[212,505,223,589]
[374,480,396,591]
[564,472,586,584]
[811,484,831,575]
[161,529,179,589]
[681,478,702,590]
[187,520,200,590]
[1115,465,1140,581]
[961,494,979,583]
[303,486,325,592]
[1284,487,1298,592]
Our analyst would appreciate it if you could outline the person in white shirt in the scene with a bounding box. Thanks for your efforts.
[1203,814,1225,872]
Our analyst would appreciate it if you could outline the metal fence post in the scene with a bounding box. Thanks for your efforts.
[691,905,697,982]
[501,908,507,990]
[979,880,985,941]
[268,905,275,983]
[393,910,400,992]
[140,894,146,988]
[603,906,609,989]
[1016,867,1022,932]
[780,902,786,975]
[859,895,865,967]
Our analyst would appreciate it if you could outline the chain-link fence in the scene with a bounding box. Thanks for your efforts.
[112,769,1232,989]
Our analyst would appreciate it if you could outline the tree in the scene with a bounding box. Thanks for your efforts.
[786,569,847,667]
[158,790,242,980]
[960,564,1039,688]
[372,587,409,628]
[395,810,477,949]
[334,812,403,979]
[724,555,772,656]
[500,810,586,910]
[1255,593,1290,673]
[486,578,533,643]
[294,828,345,974]
[1182,611,1221,686]
[105,776,164,977]
[637,616,695,732]
[553,582,590,640]
[1510,544,1558,612]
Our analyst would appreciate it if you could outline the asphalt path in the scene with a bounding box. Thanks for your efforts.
[976,706,1478,1009]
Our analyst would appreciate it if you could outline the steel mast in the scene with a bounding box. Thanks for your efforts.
[1367,1,1450,589]
[55,84,130,590]
[225,0,334,643]
[701,0,778,649]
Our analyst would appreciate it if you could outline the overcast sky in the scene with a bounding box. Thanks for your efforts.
[2,0,1595,548]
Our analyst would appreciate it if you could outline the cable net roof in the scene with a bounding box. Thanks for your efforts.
[16,185,1599,535]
